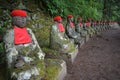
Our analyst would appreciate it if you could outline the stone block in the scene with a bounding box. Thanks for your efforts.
[79,38,85,48]
[85,35,89,42]
[67,48,78,63]
[45,59,67,80]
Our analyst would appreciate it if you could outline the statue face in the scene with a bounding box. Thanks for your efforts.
[67,18,73,22]
[12,16,26,27]
[58,20,62,23]
[71,18,73,22]
[77,19,82,23]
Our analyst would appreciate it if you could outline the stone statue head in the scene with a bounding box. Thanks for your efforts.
[11,9,27,27]
[67,14,73,22]
[53,16,65,32]
[77,16,82,23]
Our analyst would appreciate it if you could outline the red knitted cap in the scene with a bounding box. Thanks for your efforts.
[67,14,73,18]
[10,9,27,17]
[53,16,62,21]
[77,16,82,20]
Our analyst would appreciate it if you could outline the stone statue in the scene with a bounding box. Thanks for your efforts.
[3,9,45,80]
[84,19,94,37]
[96,20,100,31]
[66,15,83,45]
[90,19,97,33]
[75,16,87,38]
[92,20,98,34]
[50,16,75,54]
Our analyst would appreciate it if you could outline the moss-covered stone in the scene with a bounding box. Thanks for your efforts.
[44,59,65,80]
[34,27,50,48]
[36,60,46,77]
[42,47,58,56]
[25,4,53,48]
[45,65,58,80]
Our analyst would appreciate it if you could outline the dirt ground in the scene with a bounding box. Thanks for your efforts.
[64,28,120,80]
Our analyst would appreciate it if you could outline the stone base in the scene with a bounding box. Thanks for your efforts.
[45,59,67,80]
[45,47,78,64]
[112,23,120,29]
[67,48,78,63]
[79,39,85,48]
[85,35,89,42]
[56,60,67,80]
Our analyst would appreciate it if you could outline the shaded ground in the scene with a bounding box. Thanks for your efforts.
[64,28,120,80]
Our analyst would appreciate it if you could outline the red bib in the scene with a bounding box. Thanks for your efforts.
[58,23,65,32]
[14,26,32,44]
[86,22,90,27]
[70,22,74,28]
[79,22,83,27]
[94,22,96,25]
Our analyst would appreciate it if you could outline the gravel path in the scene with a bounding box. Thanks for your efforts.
[64,28,120,80]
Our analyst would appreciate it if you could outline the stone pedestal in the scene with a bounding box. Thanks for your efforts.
[67,48,78,63]
[79,38,85,48]
[45,59,67,80]
[112,23,119,29]
[85,35,89,42]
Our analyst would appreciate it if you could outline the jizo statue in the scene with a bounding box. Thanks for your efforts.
[66,15,82,45]
[75,16,87,38]
[50,16,75,53]
[85,19,94,37]
[3,9,45,80]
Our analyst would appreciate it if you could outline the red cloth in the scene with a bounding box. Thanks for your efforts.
[79,22,83,27]
[14,26,32,44]
[11,10,27,17]
[53,16,62,21]
[70,22,74,28]
[94,22,96,25]
[58,23,65,32]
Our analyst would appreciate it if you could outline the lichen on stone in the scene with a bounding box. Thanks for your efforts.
[44,59,63,80]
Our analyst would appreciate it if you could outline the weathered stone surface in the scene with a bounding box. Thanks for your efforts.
[45,59,67,80]
[67,48,78,63]
[4,28,46,80]
[50,22,76,54]
[3,9,45,80]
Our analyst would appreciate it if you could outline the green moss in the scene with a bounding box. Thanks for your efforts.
[34,27,50,48]
[69,43,76,53]
[13,64,31,74]
[28,46,39,58]
[45,65,58,80]
[30,60,46,79]
[27,12,52,48]
[20,46,31,56]
[42,47,58,55]
[36,60,46,77]
[12,60,45,79]
[12,46,46,78]
[42,43,76,59]
[44,59,63,80]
